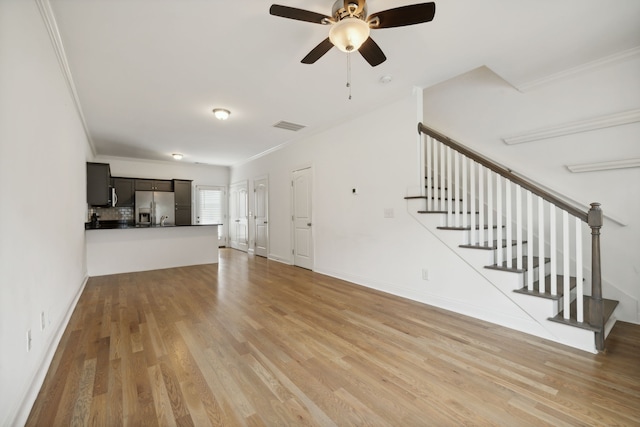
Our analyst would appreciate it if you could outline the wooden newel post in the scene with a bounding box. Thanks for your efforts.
[588,202,604,352]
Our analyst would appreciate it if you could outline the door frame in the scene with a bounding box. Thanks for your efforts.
[229,180,249,252]
[290,165,314,269]
[253,175,269,258]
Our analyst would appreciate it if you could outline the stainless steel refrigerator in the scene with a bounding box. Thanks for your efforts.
[135,191,175,225]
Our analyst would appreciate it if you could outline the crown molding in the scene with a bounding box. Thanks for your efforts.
[502,109,640,145]
[567,158,640,173]
[35,0,96,157]
[515,46,640,92]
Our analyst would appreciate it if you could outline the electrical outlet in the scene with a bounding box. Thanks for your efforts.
[27,329,32,352]
[422,268,429,281]
[41,311,46,331]
[384,208,394,218]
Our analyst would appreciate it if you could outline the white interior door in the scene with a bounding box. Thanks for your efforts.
[254,176,269,258]
[229,181,248,252]
[292,168,313,269]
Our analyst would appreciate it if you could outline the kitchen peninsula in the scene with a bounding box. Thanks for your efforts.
[85,162,221,276]
[85,224,220,276]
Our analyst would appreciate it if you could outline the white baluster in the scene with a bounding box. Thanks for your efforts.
[576,217,583,323]
[563,211,570,319]
[447,147,453,225]
[527,191,534,290]
[487,170,493,252]
[469,160,476,246]
[440,142,446,212]
[423,135,433,211]
[538,196,545,293]
[462,156,468,231]
[505,180,513,269]
[433,139,439,211]
[496,175,503,266]
[478,165,484,246]
[516,185,523,270]
[454,151,460,228]
[550,206,557,295]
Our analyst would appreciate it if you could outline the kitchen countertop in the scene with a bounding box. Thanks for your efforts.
[84,221,220,230]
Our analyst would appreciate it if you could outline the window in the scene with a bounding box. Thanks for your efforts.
[195,185,226,245]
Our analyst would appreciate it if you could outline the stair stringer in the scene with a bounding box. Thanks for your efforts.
[407,198,598,353]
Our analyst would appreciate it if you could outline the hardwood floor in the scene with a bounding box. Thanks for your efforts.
[27,249,640,426]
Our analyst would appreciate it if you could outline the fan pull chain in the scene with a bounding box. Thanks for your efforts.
[346,52,352,100]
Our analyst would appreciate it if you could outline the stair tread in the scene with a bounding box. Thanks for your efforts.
[460,239,527,251]
[485,256,550,273]
[420,211,479,214]
[513,275,577,300]
[438,225,503,231]
[548,297,619,332]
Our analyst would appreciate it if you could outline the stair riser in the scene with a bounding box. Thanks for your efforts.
[511,292,559,319]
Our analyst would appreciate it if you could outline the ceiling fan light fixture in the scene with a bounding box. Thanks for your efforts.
[329,17,370,53]
[212,108,231,120]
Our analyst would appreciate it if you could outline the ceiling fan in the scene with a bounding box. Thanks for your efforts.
[269,0,436,67]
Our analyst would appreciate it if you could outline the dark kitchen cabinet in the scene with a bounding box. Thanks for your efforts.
[134,179,153,191]
[86,162,111,206]
[173,179,192,206]
[154,180,173,192]
[175,206,192,226]
[112,178,135,207]
[135,179,173,192]
[173,179,192,225]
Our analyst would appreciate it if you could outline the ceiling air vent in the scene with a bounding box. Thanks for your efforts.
[273,121,306,132]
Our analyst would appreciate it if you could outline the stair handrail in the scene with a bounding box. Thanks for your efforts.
[419,123,589,221]
[418,122,607,350]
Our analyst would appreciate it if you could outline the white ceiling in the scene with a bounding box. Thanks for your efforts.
[48,0,640,166]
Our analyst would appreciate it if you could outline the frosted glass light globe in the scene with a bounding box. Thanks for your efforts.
[329,18,370,53]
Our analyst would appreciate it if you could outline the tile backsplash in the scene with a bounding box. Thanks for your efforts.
[88,207,134,222]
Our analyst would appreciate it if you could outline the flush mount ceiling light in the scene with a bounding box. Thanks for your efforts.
[212,108,231,121]
[172,153,183,160]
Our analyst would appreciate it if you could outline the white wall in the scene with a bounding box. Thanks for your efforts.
[231,94,551,341]
[0,1,92,424]
[422,58,640,323]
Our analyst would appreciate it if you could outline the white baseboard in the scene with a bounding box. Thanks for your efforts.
[12,275,89,427]
[268,253,293,265]
[313,266,551,341]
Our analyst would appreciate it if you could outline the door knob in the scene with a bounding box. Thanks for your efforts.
[307,222,312,226]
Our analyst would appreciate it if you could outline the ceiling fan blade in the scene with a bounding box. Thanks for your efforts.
[301,38,334,64]
[358,37,386,67]
[269,5,332,24]
[367,3,436,29]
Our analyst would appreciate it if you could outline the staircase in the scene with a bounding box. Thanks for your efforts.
[406,123,619,353]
